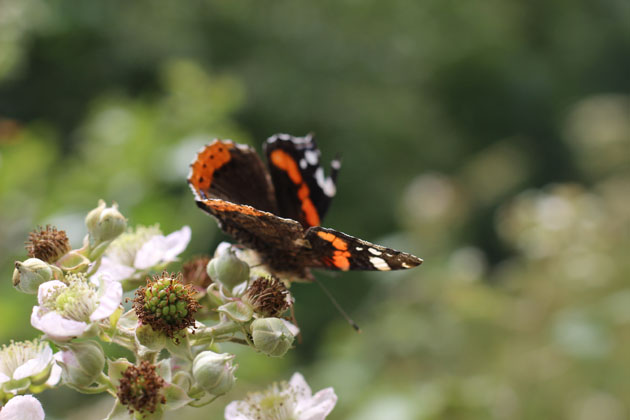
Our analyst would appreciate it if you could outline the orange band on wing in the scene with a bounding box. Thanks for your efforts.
[201,199,271,217]
[189,140,234,193]
[317,231,351,270]
[270,149,321,226]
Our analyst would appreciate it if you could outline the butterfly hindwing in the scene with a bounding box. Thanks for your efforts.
[188,140,278,214]
[264,134,340,228]
[305,226,423,271]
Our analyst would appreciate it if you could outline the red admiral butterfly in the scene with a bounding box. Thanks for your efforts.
[187,133,422,280]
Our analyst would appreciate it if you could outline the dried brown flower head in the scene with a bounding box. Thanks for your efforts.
[117,360,166,414]
[25,225,71,263]
[243,276,292,317]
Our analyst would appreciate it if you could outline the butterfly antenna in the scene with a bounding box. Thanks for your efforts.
[314,278,361,333]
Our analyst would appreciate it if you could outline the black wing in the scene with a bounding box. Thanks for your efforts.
[264,133,340,228]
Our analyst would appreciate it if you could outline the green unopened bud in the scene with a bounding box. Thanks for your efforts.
[250,318,295,357]
[58,340,106,388]
[192,351,236,395]
[13,258,53,294]
[86,200,127,247]
[207,247,249,291]
[135,324,167,351]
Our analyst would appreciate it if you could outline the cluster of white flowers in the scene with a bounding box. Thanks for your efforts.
[3,200,337,420]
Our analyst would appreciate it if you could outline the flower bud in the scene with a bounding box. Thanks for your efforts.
[135,324,166,351]
[85,200,127,247]
[58,340,106,388]
[207,247,249,291]
[250,318,295,357]
[192,351,236,395]
[13,258,53,294]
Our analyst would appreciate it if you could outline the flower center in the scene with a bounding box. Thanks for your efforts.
[44,276,98,322]
[240,382,298,420]
[106,225,162,266]
[0,340,47,376]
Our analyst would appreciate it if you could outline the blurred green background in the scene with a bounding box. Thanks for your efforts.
[1,0,629,419]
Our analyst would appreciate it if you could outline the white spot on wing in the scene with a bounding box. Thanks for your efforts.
[331,159,341,170]
[355,247,363,251]
[299,159,307,169]
[304,150,319,165]
[369,256,391,271]
[314,167,337,197]
[402,262,412,268]
[368,248,382,256]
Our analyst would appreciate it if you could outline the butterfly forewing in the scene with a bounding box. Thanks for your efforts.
[264,134,340,228]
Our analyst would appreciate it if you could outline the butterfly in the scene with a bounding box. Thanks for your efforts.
[187,133,422,280]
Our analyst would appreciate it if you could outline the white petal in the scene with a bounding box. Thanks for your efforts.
[289,372,312,401]
[46,359,62,387]
[31,309,88,341]
[134,226,191,269]
[37,280,66,305]
[90,279,122,321]
[224,401,253,420]
[0,395,45,420]
[91,257,136,283]
[12,345,53,380]
[161,225,191,261]
[297,387,338,420]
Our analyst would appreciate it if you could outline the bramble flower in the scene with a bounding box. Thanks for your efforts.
[108,359,191,418]
[133,272,200,340]
[0,395,45,420]
[242,276,292,318]
[25,225,71,264]
[30,274,122,342]
[225,373,337,420]
[117,361,166,415]
[92,225,191,283]
[0,340,61,397]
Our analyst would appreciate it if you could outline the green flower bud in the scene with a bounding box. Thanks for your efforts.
[207,247,249,291]
[250,318,295,357]
[86,200,127,247]
[135,324,167,351]
[192,351,236,395]
[13,258,53,294]
[58,340,106,388]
